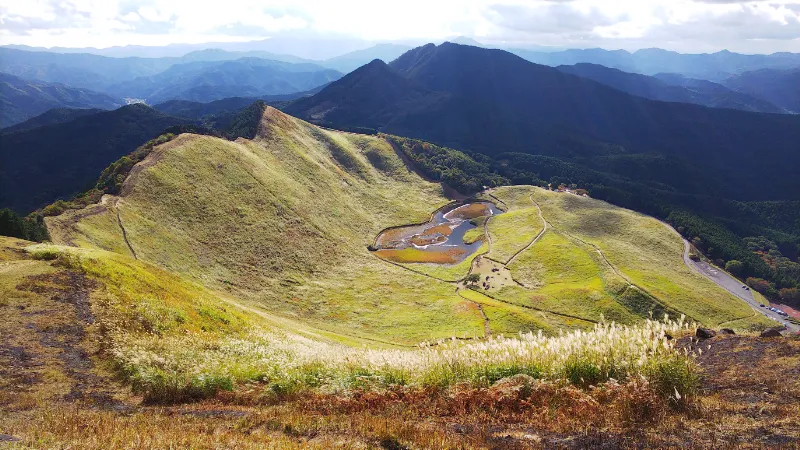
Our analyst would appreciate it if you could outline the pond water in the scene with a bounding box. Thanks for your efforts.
[372,202,503,265]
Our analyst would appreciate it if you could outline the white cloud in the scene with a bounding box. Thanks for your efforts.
[0,0,798,53]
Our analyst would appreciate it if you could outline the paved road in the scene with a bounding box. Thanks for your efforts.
[670,228,800,333]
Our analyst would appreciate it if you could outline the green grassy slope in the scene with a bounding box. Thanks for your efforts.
[484,186,545,263]
[460,186,770,331]
[47,107,488,345]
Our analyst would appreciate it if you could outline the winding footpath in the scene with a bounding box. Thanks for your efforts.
[528,195,680,319]
[503,195,549,267]
[660,222,799,333]
[114,198,137,260]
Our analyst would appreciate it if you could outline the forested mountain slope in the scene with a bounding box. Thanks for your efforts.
[0,104,188,213]
[288,43,800,202]
[557,63,784,114]
[0,73,120,127]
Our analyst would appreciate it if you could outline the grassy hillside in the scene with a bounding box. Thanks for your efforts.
[47,107,485,345]
[284,43,800,296]
[46,108,768,346]
[4,235,797,448]
[479,186,770,330]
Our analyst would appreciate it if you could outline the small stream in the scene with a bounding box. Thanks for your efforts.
[372,202,502,265]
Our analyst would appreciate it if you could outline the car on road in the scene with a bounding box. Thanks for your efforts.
[760,304,765,307]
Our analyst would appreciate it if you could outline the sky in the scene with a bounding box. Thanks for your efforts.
[1,0,800,54]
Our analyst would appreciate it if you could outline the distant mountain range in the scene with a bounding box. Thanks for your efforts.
[0,48,178,90]
[1,33,374,60]
[556,63,785,114]
[0,73,121,127]
[286,43,800,203]
[104,58,341,104]
[0,48,345,107]
[723,68,800,114]
[510,48,800,81]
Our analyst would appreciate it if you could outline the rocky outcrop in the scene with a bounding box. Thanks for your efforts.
[696,328,717,340]
[760,327,784,338]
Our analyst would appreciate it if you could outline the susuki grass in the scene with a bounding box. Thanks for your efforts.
[110,313,698,404]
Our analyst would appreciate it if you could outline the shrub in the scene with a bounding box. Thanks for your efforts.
[645,354,699,408]
[0,208,49,241]
[746,277,777,298]
[464,273,481,285]
[130,370,234,404]
[725,260,744,276]
[779,288,800,306]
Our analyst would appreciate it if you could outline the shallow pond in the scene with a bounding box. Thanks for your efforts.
[373,202,503,265]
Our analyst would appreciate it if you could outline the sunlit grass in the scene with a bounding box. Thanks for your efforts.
[45,113,477,345]
[503,229,637,324]
[484,186,545,262]
[113,313,698,403]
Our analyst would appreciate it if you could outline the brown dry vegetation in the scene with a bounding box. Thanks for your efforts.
[374,247,465,264]
[446,203,493,221]
[3,318,798,449]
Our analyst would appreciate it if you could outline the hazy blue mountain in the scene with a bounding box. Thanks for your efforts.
[0,48,334,97]
[1,31,373,60]
[321,44,412,73]
[0,73,121,127]
[510,48,800,81]
[180,48,316,64]
[447,37,486,47]
[106,58,341,104]
[1,107,104,134]
[723,68,800,113]
[0,48,180,90]
[3,43,206,58]
[557,63,784,114]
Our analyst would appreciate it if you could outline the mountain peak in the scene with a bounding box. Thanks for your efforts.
[364,58,390,68]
